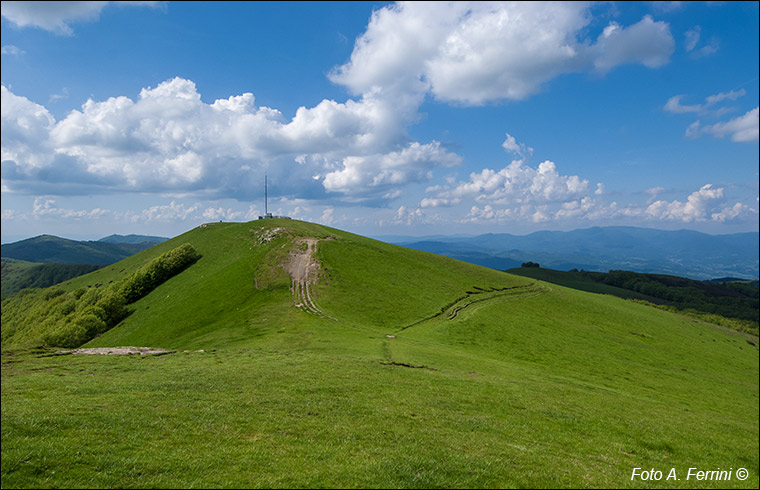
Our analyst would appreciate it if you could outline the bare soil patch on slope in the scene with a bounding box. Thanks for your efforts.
[60,347,180,356]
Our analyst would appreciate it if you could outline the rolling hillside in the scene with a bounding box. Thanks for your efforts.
[2,219,758,488]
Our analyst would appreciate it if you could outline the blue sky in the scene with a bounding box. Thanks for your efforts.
[1,1,758,242]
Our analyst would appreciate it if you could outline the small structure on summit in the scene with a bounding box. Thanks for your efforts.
[258,175,291,220]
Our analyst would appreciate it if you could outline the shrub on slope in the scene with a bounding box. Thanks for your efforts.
[1,244,200,348]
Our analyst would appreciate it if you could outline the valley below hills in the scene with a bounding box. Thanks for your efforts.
[1,219,758,488]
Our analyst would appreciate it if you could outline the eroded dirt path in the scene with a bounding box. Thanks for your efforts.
[287,238,333,318]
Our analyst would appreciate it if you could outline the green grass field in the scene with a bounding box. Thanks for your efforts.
[2,219,758,488]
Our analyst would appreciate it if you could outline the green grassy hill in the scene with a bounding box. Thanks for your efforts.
[2,219,758,488]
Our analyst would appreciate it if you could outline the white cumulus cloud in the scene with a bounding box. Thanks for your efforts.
[1,85,55,169]
[684,26,701,52]
[424,159,592,208]
[138,200,201,222]
[666,89,755,143]
[1,45,25,56]
[502,133,534,161]
[323,141,461,200]
[664,95,702,114]
[590,15,674,73]
[459,183,755,226]
[691,107,759,143]
[683,25,719,58]
[664,89,746,115]
[705,89,746,106]
[641,184,753,222]
[1,1,162,35]
[31,197,110,220]
[201,206,247,222]
[711,202,749,222]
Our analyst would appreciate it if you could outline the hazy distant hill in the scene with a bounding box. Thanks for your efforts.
[391,226,759,280]
[98,234,168,244]
[0,234,164,265]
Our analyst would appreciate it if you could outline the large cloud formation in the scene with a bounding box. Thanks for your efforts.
[2,78,459,201]
[331,2,674,105]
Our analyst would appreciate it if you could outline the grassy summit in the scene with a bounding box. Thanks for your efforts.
[2,219,758,488]
[20,218,530,351]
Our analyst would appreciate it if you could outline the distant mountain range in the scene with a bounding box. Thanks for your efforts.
[386,226,759,281]
[1,234,168,265]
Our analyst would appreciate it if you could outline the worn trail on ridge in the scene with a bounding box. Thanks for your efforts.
[287,237,333,319]
[397,282,546,332]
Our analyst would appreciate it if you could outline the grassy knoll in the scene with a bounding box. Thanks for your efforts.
[2,219,758,488]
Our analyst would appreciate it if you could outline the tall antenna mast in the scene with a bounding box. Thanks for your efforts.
[259,174,289,220]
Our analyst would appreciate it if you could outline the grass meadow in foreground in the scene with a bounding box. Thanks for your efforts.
[2,314,757,488]
[2,220,758,488]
